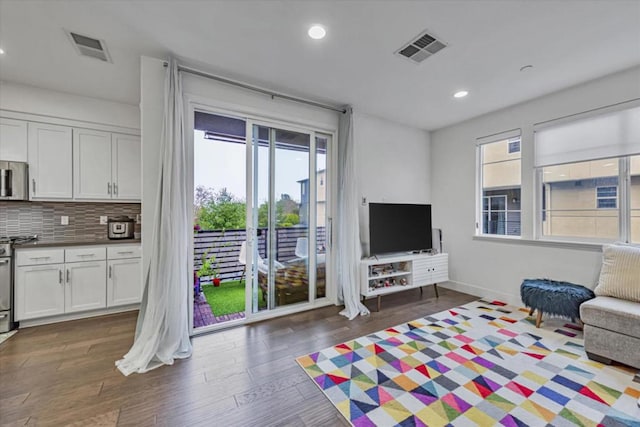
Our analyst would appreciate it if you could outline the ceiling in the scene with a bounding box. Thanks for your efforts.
[1,0,639,130]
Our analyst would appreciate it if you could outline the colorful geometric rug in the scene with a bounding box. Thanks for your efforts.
[296,300,640,426]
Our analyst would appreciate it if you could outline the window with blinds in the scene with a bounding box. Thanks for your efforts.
[534,104,640,243]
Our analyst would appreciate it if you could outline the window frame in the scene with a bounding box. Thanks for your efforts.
[482,195,509,235]
[596,185,618,209]
[508,138,521,154]
[475,129,522,239]
[535,156,632,244]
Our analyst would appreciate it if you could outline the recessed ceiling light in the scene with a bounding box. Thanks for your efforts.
[0,48,5,55]
[453,90,468,98]
[308,25,326,40]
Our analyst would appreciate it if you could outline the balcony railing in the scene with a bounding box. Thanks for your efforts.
[194,226,326,281]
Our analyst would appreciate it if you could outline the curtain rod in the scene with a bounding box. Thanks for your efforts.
[163,62,346,114]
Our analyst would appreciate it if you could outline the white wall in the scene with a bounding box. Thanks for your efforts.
[355,112,431,252]
[0,81,140,131]
[430,66,640,305]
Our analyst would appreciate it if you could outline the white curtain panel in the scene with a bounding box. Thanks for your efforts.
[116,58,192,375]
[337,107,370,320]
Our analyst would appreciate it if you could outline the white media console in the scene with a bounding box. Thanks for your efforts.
[360,253,448,311]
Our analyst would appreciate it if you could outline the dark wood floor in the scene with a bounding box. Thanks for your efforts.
[0,287,476,427]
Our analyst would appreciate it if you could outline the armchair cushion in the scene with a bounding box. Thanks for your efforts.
[594,243,640,302]
[580,296,640,338]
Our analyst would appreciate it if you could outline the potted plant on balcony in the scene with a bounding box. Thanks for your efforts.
[197,251,221,287]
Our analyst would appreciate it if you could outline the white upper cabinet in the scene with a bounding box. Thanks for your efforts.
[28,123,73,199]
[19,118,139,202]
[74,129,141,201]
[112,133,141,200]
[0,118,28,162]
[73,128,112,199]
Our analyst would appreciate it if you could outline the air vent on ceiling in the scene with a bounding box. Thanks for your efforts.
[66,30,112,63]
[395,29,447,64]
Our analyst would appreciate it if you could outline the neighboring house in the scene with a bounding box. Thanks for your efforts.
[542,158,640,240]
[481,137,522,236]
[298,169,326,228]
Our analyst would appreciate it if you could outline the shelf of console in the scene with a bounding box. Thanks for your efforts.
[360,252,448,311]
[368,271,411,280]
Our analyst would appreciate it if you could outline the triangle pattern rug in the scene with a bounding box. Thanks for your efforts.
[296,300,640,426]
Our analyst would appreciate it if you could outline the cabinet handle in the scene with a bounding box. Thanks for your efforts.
[113,183,117,195]
[109,265,112,278]
[0,259,9,265]
[66,269,70,283]
[107,182,112,195]
[32,179,36,194]
[59,269,63,284]
[117,251,134,255]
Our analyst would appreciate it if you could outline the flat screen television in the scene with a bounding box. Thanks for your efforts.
[369,203,432,256]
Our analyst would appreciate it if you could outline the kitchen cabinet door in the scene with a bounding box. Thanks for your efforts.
[107,258,142,307]
[73,128,113,200]
[15,264,65,320]
[65,261,107,313]
[28,123,73,199]
[0,118,28,162]
[111,134,141,200]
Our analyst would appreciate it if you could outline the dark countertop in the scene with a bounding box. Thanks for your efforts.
[14,239,141,249]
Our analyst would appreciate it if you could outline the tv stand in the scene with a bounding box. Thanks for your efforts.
[360,253,448,311]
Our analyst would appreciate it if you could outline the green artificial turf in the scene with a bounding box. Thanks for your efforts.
[201,280,266,316]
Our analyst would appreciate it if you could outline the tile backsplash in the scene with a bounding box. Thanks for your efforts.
[0,201,141,242]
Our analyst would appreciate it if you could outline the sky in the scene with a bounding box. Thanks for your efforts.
[194,130,326,204]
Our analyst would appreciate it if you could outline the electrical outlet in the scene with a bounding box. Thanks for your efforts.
[136,214,141,224]
[100,216,108,225]
[60,216,69,225]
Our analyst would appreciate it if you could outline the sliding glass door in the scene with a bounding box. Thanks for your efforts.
[246,122,330,315]
[190,105,333,333]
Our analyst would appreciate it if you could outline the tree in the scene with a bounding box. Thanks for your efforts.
[195,185,215,210]
[256,194,301,228]
[195,188,301,230]
[195,186,246,230]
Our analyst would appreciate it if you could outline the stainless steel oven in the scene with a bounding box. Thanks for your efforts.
[0,241,14,332]
[0,235,37,332]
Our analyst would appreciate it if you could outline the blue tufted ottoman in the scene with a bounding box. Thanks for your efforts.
[520,279,595,328]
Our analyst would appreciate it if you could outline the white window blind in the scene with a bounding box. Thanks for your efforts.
[534,105,640,167]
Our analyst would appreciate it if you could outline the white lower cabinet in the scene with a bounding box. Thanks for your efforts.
[108,258,142,307]
[15,244,141,322]
[16,264,65,320]
[65,261,107,313]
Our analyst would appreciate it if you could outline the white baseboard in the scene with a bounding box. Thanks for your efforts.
[439,280,521,306]
[18,304,140,328]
